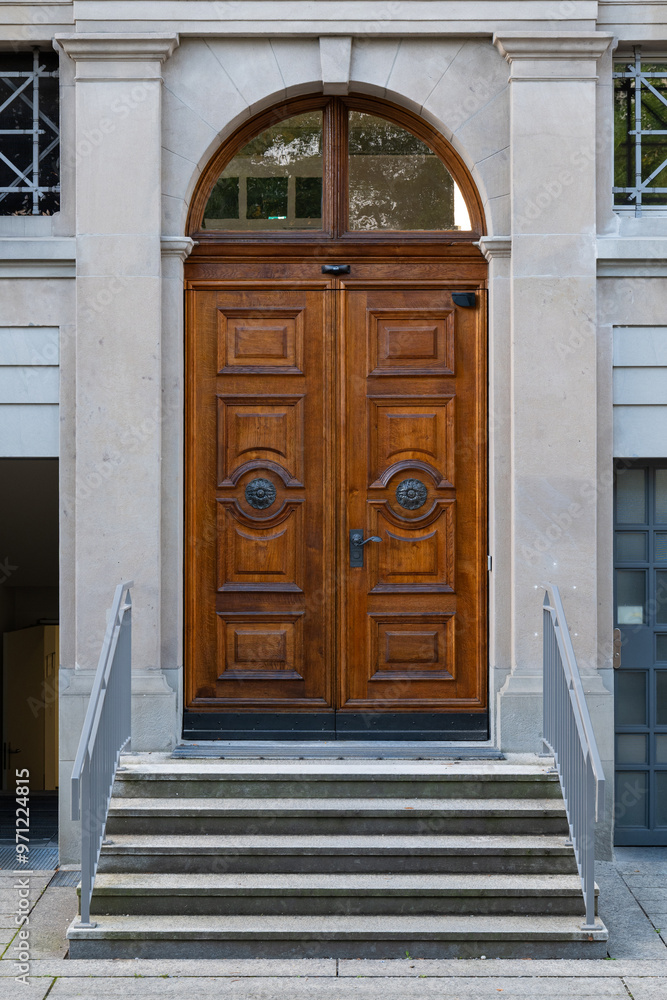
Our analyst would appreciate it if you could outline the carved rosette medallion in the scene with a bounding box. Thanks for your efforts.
[395,478,427,510]
[245,478,277,510]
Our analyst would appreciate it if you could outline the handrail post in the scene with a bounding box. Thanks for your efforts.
[581,755,598,930]
[78,761,95,928]
[70,581,133,931]
[542,583,605,933]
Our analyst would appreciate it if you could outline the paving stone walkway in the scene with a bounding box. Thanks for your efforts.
[0,848,666,997]
[0,959,666,999]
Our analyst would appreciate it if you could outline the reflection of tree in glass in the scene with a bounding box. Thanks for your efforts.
[204,177,239,221]
[246,177,288,219]
[348,113,455,230]
[614,62,667,207]
[295,177,322,218]
[243,113,323,166]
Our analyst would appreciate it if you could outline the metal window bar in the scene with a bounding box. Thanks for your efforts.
[613,48,667,215]
[71,582,133,928]
[0,48,59,213]
[542,583,606,930]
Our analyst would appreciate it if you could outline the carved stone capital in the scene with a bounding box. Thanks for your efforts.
[493,32,612,81]
[56,33,179,81]
[56,33,179,63]
[161,237,195,262]
[475,236,511,261]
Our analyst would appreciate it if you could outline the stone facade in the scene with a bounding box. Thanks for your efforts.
[3,2,666,861]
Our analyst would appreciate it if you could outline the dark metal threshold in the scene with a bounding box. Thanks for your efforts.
[182,712,489,743]
[173,740,502,760]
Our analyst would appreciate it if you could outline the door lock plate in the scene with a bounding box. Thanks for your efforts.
[349,530,381,567]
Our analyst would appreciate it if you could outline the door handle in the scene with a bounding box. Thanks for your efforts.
[3,743,20,771]
[613,628,622,670]
[349,530,381,568]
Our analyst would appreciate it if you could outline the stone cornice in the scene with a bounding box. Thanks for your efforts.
[475,236,511,261]
[493,32,613,63]
[56,33,179,63]
[0,237,75,277]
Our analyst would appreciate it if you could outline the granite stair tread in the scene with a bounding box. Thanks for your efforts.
[68,912,608,941]
[100,832,575,853]
[116,763,559,780]
[90,871,593,895]
[107,796,567,816]
[69,755,606,958]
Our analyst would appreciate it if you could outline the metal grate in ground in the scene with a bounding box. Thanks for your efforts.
[173,741,505,760]
[0,846,58,870]
[49,868,81,887]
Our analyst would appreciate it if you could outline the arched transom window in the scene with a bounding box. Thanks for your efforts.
[190,97,481,237]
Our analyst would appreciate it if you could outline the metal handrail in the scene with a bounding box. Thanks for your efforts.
[71,581,133,927]
[542,583,605,930]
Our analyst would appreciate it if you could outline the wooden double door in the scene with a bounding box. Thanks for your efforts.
[185,255,487,739]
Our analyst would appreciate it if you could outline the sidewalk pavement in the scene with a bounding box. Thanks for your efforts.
[0,847,666,997]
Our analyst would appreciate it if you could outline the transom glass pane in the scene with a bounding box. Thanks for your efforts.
[203,112,323,231]
[348,112,467,231]
[616,468,647,524]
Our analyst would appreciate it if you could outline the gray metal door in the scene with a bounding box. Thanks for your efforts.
[614,460,667,845]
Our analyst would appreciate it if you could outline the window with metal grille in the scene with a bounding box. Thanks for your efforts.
[614,50,667,215]
[0,49,59,216]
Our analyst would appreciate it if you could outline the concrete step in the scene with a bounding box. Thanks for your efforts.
[98,833,579,875]
[113,762,562,801]
[67,912,608,960]
[105,797,569,836]
[88,872,593,917]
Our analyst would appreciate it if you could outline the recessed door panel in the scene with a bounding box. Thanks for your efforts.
[369,614,455,682]
[218,309,304,374]
[217,395,304,486]
[368,310,455,376]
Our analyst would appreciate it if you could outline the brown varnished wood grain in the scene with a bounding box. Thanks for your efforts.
[338,273,487,712]
[185,276,334,710]
[185,258,487,715]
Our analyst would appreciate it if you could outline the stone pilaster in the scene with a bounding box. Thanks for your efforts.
[55,33,179,861]
[160,236,194,724]
[493,32,611,752]
[476,237,512,747]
